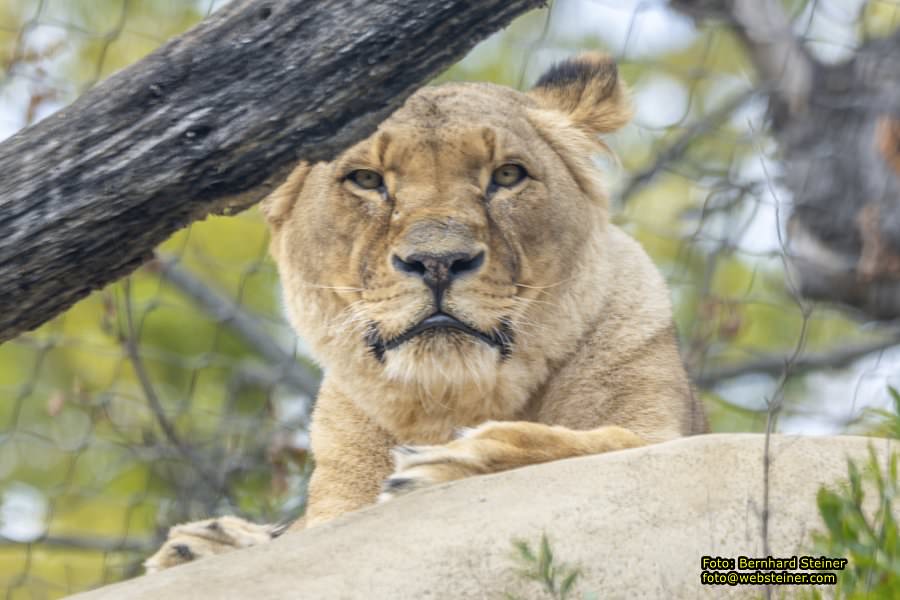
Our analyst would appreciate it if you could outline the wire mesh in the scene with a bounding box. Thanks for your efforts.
[1,0,899,597]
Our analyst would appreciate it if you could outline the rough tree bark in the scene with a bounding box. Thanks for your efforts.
[673,0,900,319]
[0,0,545,343]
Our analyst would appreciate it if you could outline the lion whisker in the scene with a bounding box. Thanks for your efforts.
[294,281,366,292]
[513,277,575,291]
[509,295,565,312]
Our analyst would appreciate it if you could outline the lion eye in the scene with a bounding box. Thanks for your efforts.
[491,164,527,188]
[347,169,384,190]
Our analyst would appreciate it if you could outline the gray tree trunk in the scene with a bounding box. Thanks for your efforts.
[674,0,900,319]
[0,0,545,343]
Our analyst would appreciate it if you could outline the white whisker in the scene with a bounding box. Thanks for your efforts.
[513,277,574,291]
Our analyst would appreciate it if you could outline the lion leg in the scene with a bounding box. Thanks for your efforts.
[379,421,645,501]
[143,516,288,573]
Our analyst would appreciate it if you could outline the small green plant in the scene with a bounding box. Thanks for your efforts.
[866,386,900,439]
[506,533,583,600]
[806,386,900,599]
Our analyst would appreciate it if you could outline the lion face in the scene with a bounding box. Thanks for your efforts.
[264,55,631,401]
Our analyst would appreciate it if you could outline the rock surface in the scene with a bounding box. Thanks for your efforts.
[67,434,898,599]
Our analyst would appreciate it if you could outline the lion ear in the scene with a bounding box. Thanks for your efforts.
[259,162,311,228]
[529,53,632,135]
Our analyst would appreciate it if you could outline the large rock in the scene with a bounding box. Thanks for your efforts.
[68,434,898,599]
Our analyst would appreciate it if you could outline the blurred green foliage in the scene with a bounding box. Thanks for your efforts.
[806,395,900,599]
[507,533,582,600]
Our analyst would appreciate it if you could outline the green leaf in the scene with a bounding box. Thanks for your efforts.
[559,569,580,599]
[512,538,536,563]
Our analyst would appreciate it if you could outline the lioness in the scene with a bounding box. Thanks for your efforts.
[145,53,706,573]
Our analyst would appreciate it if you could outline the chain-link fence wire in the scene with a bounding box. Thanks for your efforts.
[1,0,899,597]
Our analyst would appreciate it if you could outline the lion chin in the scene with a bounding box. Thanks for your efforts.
[381,331,504,402]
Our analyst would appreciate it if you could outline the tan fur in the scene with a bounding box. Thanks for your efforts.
[144,516,282,573]
[876,116,900,175]
[146,54,706,572]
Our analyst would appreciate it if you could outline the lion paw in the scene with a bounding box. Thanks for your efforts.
[378,422,506,502]
[143,516,286,573]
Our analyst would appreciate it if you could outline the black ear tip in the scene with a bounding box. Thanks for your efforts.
[533,54,618,92]
[529,53,631,133]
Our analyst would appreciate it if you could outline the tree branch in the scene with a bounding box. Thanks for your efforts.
[0,0,546,343]
[150,254,319,399]
[692,335,900,387]
[728,0,815,114]
[615,90,756,206]
[120,279,231,500]
[671,0,816,113]
[0,534,153,554]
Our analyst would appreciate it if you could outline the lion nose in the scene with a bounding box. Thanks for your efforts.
[392,251,485,304]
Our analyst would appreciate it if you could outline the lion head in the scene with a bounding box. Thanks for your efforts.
[262,54,632,430]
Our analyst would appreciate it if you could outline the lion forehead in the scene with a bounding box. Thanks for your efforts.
[387,82,537,132]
